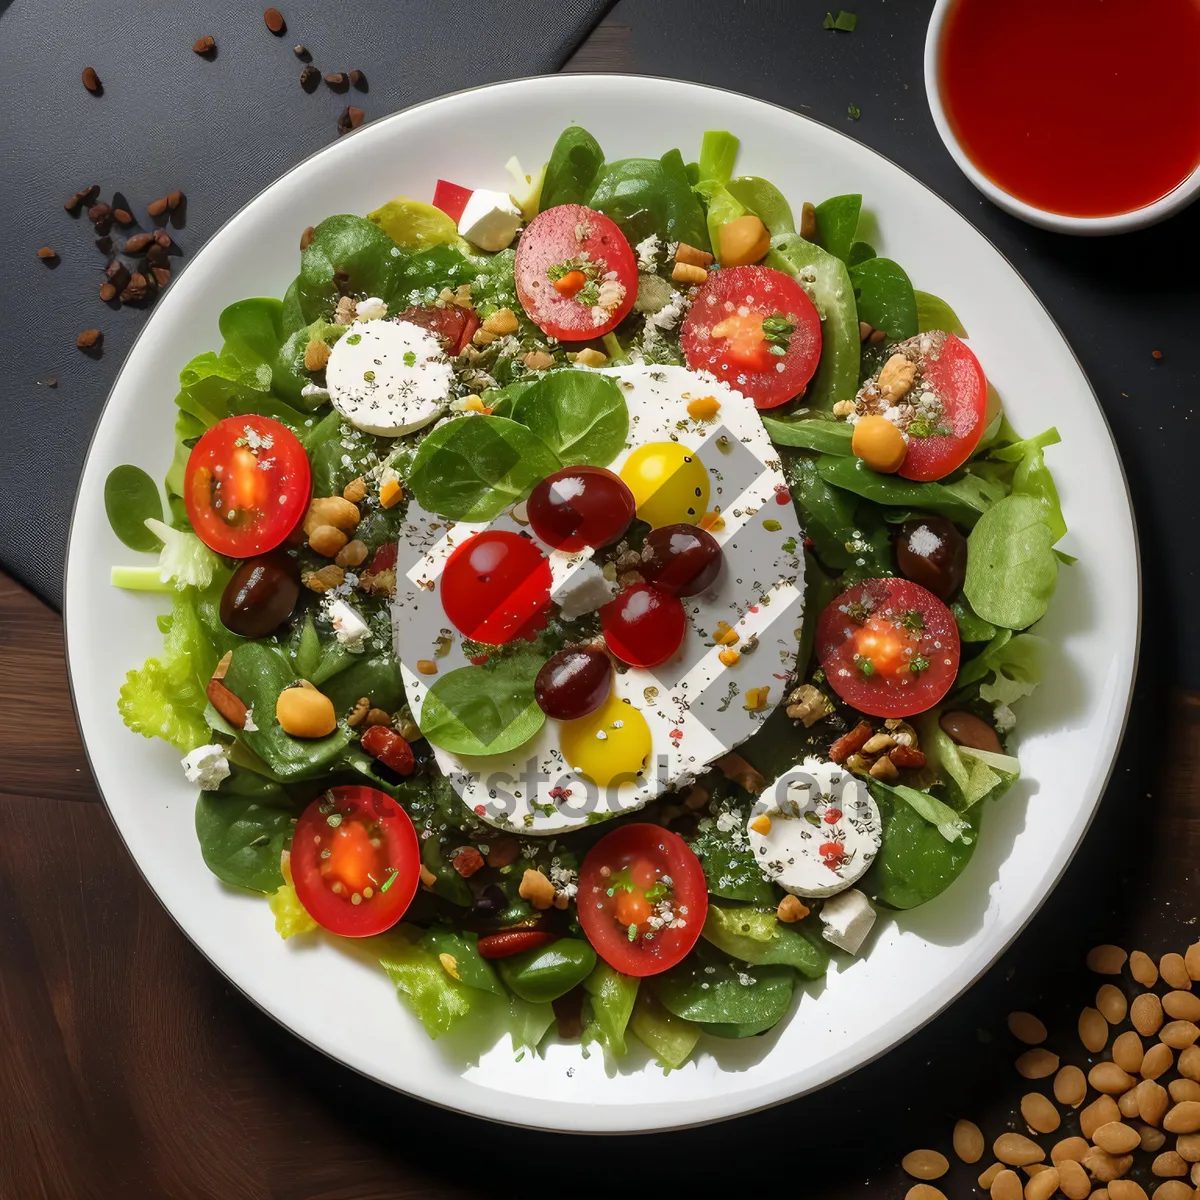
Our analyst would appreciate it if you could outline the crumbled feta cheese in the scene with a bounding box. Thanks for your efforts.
[243,706,258,732]
[356,296,388,321]
[646,290,686,331]
[550,557,617,620]
[327,598,370,652]
[818,888,877,955]
[993,704,1016,734]
[181,744,231,791]
[457,189,523,252]
[635,233,662,270]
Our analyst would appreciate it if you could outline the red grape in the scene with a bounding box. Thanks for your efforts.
[640,524,724,597]
[534,645,612,720]
[527,466,636,553]
[601,584,686,669]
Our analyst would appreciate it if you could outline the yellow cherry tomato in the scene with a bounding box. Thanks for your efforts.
[619,442,710,528]
[851,414,907,474]
[559,693,652,789]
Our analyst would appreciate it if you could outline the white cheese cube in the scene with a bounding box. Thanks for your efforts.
[181,744,231,791]
[356,296,388,321]
[327,598,370,651]
[819,888,877,956]
[551,558,616,621]
[457,188,523,252]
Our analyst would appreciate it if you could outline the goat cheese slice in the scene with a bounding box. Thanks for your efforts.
[819,888,877,955]
[457,188,523,252]
[746,758,881,898]
[325,319,452,436]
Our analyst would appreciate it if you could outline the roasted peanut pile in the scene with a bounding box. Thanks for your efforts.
[901,942,1200,1200]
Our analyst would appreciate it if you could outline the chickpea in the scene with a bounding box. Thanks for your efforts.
[276,683,337,738]
[851,414,907,474]
[717,214,770,267]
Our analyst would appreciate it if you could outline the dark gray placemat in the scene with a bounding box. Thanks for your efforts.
[3,0,609,608]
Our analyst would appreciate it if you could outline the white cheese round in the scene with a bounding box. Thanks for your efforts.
[325,319,452,436]
[746,758,881,898]
[392,364,805,835]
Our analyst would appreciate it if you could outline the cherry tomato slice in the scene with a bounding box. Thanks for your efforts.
[577,824,708,977]
[601,583,686,668]
[681,266,822,409]
[290,785,420,937]
[395,303,479,356]
[360,725,416,775]
[476,929,558,960]
[184,415,311,558]
[816,577,961,718]
[896,332,988,481]
[514,204,638,341]
[440,530,552,645]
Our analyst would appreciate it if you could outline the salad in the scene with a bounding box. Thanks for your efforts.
[106,125,1067,1070]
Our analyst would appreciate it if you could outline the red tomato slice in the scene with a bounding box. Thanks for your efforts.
[897,332,988,481]
[290,786,420,938]
[577,824,708,977]
[440,530,552,646]
[184,415,311,558]
[816,578,961,718]
[514,204,637,341]
[431,179,472,224]
[681,266,822,409]
[395,304,479,356]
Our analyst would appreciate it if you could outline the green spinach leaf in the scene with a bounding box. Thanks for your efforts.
[687,814,777,905]
[813,194,862,263]
[655,943,795,1031]
[510,370,628,466]
[587,150,710,250]
[297,215,403,322]
[762,416,853,455]
[583,963,639,1059]
[816,455,985,527]
[540,125,606,210]
[194,769,295,893]
[105,465,165,552]
[218,298,284,370]
[914,290,968,337]
[849,257,919,341]
[419,655,545,756]
[701,904,830,978]
[726,175,796,237]
[408,415,561,521]
[964,493,1059,629]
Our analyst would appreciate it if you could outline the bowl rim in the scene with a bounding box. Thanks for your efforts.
[62,72,1142,1133]
[923,0,1200,236]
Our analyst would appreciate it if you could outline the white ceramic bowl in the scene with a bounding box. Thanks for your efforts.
[924,0,1200,234]
[65,75,1140,1133]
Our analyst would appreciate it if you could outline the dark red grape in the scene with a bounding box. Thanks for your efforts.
[601,584,686,668]
[894,517,967,600]
[527,466,636,553]
[220,552,300,638]
[640,524,724,597]
[534,645,612,721]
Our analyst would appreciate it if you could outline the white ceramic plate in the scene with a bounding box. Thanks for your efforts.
[65,75,1139,1134]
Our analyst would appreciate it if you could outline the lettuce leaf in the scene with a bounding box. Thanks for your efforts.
[917,712,1020,810]
[118,654,209,751]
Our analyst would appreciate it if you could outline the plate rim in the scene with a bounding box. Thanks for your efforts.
[63,72,1142,1135]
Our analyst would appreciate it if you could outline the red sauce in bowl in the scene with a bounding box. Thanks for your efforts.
[939,0,1200,218]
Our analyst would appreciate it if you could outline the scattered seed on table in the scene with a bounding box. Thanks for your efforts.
[293,43,309,58]
[193,35,215,53]
[147,196,169,217]
[977,1162,1004,1188]
[1151,349,1164,360]
[1017,1048,1060,1079]
[264,7,285,33]
[76,329,101,349]
[903,1186,946,1200]
[1130,950,1159,987]
[37,246,57,260]
[989,1168,1023,1200]
[1021,1091,1061,1133]
[902,1150,949,1180]
[1082,1095,1123,1139]
[337,105,365,134]
[349,68,366,89]
[1134,993,1166,1037]
[1089,945,1129,975]
[1057,1157,1090,1199]
[99,281,117,301]
[82,66,101,93]
[1162,1021,1200,1050]
[1081,1005,1110,1052]
[953,1119,985,1164]
[1054,1065,1087,1108]
[300,64,320,91]
[112,208,133,225]
[65,184,99,212]
[1094,1121,1142,1155]
[300,225,315,250]
[1142,1042,1175,1081]
[994,1132,1045,1166]
[1113,1030,1146,1074]
[124,232,153,253]
[1164,992,1200,1023]
[1052,1136,1090,1164]
[1161,954,1191,990]
[324,71,348,90]
[1099,983,1130,1025]
[1009,1012,1048,1045]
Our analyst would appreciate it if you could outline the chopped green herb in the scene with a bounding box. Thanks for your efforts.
[762,314,794,357]
[910,655,930,675]
[835,11,857,31]
[763,518,782,532]
[627,923,638,942]
[606,866,635,896]
[379,868,397,893]
[856,656,875,677]
[346,333,362,345]
[847,104,861,121]
[900,609,925,633]
[403,350,417,367]
[823,11,835,28]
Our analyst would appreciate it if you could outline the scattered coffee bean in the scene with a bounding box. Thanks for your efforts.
[300,225,316,250]
[293,44,310,59]
[300,65,320,91]
[77,329,102,349]
[37,246,58,261]
[167,189,184,211]
[112,208,134,225]
[153,228,172,248]
[193,35,216,54]
[337,105,365,135]
[264,7,285,34]
[65,185,99,213]
[349,69,366,89]
[147,196,169,217]
[125,232,154,254]
[152,266,171,288]
[82,67,102,94]
[99,282,118,302]
[325,71,348,91]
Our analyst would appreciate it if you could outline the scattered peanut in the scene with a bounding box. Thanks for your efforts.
[1021,1092,1061,1134]
[342,476,367,503]
[346,697,370,727]
[482,307,519,336]
[363,708,390,728]
[573,347,608,367]
[1099,984,1131,1025]
[335,539,368,568]
[902,1150,949,1180]
[1082,1145,1134,1183]
[868,754,899,781]
[1009,1012,1050,1046]
[304,338,331,371]
[1131,951,1161,988]
[1095,1122,1143,1155]
[303,496,360,535]
[995,1132,1046,1167]
[518,868,555,910]
[308,524,348,558]
[1081,1006,1111,1053]
[903,1187,946,1200]
[1114,1031,1147,1074]
[1018,1049,1061,1080]
[1055,1065,1088,1108]
[1164,994,1200,1024]
[1025,1167,1060,1200]
[776,894,809,923]
[1181,1133,1200,1161]
[523,350,555,371]
[990,1168,1024,1200]
[302,565,345,593]
[954,1119,985,1164]
[1089,945,1130,976]
[877,352,918,401]
[275,683,336,738]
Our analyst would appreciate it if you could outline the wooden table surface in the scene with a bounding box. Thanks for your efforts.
[3,18,1194,1200]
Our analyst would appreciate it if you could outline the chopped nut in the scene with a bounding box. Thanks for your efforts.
[553,891,570,910]
[300,225,316,250]
[718,648,741,667]
[438,952,461,980]
[81,67,102,94]
[416,660,438,676]
[672,262,708,286]
[36,246,57,261]
[786,683,833,727]
[264,7,285,33]
[518,868,556,910]
[674,242,714,267]
[800,201,818,240]
[869,754,899,781]
[777,894,810,923]
[76,329,102,350]
[472,327,497,347]
[65,184,100,213]
[862,732,895,755]
[359,568,396,596]
[337,106,365,134]
[573,347,607,368]
[844,752,871,776]
[193,35,216,54]
[832,399,856,417]
[830,720,873,763]
[364,708,391,728]
[303,496,360,535]
[147,196,170,217]
[308,524,347,558]
[342,477,367,503]
[482,307,519,335]
[334,295,358,324]
[302,565,346,593]
[878,352,917,401]
[523,350,555,371]
[346,697,370,727]
[335,539,368,568]
[304,338,330,371]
